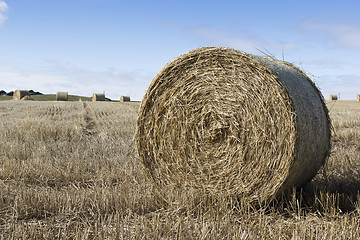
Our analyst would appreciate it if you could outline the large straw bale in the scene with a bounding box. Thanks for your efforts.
[120,96,131,102]
[357,94,360,102]
[20,95,33,101]
[13,90,30,100]
[56,92,68,101]
[329,95,338,100]
[92,93,105,101]
[136,47,331,203]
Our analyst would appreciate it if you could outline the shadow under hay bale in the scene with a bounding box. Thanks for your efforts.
[136,47,331,204]
[92,93,105,101]
[330,95,338,100]
[120,96,131,102]
[13,90,30,101]
[56,92,68,101]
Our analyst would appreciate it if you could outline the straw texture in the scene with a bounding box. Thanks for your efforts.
[13,90,30,100]
[92,93,105,101]
[136,47,331,203]
[56,92,68,101]
[120,96,131,102]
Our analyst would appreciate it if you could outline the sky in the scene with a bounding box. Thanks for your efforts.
[0,0,359,100]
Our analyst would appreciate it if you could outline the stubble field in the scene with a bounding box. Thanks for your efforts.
[0,100,359,239]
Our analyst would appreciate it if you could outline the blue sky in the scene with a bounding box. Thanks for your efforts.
[0,0,359,100]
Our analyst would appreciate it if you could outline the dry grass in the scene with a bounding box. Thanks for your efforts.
[0,100,359,239]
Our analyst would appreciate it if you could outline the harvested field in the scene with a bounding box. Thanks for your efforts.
[0,100,359,239]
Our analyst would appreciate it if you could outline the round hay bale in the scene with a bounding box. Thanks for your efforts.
[357,94,360,102]
[13,90,30,100]
[20,95,33,101]
[92,93,105,101]
[136,47,331,203]
[120,96,131,102]
[56,92,68,101]
[329,94,338,100]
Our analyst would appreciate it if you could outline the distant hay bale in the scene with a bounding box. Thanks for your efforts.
[92,93,105,101]
[120,96,130,102]
[136,47,331,203]
[56,92,68,101]
[329,95,338,100]
[20,95,33,101]
[357,94,360,102]
[13,90,30,100]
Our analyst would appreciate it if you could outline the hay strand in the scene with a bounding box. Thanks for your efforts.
[92,93,105,101]
[56,92,68,101]
[120,96,131,102]
[136,47,331,203]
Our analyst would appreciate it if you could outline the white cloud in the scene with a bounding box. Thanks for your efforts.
[0,1,8,27]
[189,26,298,54]
[301,20,360,48]
[317,74,360,100]
[0,61,152,100]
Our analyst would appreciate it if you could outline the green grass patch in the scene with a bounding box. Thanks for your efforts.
[0,96,12,101]
[31,94,92,101]
[30,94,56,101]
